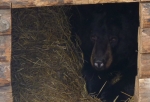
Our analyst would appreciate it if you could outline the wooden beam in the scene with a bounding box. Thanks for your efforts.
[141,0,150,2]
[139,78,150,102]
[138,27,150,77]
[0,3,11,36]
[138,53,150,78]
[1,0,139,8]
[140,3,150,28]
[0,3,12,102]
[139,28,150,53]
[134,76,139,102]
[0,82,12,102]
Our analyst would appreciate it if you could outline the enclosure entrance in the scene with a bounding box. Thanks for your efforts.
[0,1,150,102]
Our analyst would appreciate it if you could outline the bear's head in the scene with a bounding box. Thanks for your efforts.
[90,12,136,71]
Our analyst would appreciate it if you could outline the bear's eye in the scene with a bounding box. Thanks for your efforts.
[91,36,97,42]
[110,36,117,42]
[109,36,118,43]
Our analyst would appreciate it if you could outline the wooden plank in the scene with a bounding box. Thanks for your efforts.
[141,0,150,2]
[0,3,11,35]
[138,27,140,68]
[138,53,150,78]
[139,28,150,53]
[65,0,139,4]
[134,76,139,102]
[0,36,11,62]
[0,84,12,97]
[1,0,139,8]
[0,35,12,102]
[140,3,150,28]
[0,3,12,102]
[139,78,150,102]
[0,36,11,94]
[0,92,12,102]
[0,61,11,86]
[0,2,11,9]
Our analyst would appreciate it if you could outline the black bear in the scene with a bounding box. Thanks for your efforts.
[78,3,139,102]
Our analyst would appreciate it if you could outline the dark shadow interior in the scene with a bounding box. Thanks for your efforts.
[69,3,139,101]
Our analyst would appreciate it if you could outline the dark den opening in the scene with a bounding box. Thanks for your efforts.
[70,3,139,102]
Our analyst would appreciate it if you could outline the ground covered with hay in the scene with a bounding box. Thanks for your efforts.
[11,6,101,102]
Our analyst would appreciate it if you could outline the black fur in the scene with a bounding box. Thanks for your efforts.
[70,3,138,102]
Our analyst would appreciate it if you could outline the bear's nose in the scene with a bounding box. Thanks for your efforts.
[94,60,104,68]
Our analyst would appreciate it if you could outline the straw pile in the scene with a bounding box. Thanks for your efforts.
[11,6,101,102]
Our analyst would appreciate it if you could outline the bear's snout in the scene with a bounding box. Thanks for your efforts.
[93,59,105,69]
[91,39,112,71]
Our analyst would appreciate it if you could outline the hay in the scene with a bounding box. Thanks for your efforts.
[11,6,101,102]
